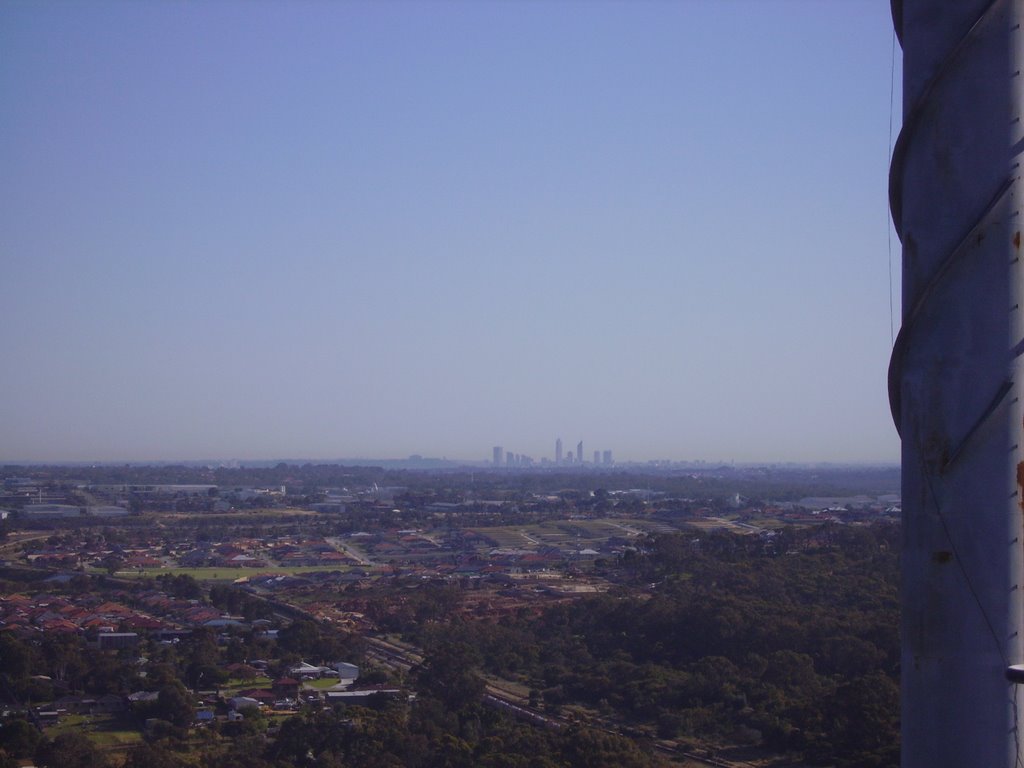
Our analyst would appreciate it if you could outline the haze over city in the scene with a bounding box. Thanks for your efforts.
[0,1,901,465]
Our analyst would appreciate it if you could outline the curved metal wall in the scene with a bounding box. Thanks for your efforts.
[889,1,1024,765]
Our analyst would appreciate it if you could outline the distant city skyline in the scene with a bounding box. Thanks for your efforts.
[0,452,898,469]
[0,2,901,465]
[490,438,614,466]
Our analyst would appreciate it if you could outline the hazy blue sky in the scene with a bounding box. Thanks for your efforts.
[1,1,901,465]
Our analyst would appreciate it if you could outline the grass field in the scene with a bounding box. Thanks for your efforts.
[152,507,317,520]
[94,565,358,582]
[629,519,681,535]
[221,676,272,692]
[684,518,756,534]
[303,677,346,690]
[89,728,143,747]
[748,517,786,529]
[471,528,532,548]
[471,518,655,552]
[554,520,623,539]
[49,713,143,748]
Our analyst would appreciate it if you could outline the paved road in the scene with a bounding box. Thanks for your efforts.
[325,536,373,566]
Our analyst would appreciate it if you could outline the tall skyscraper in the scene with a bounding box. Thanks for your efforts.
[594,451,600,464]
[555,438,563,465]
[577,441,583,464]
[492,446,503,466]
[602,450,612,465]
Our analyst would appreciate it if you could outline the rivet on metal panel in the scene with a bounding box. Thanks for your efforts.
[1017,462,1024,511]
[1015,231,1021,249]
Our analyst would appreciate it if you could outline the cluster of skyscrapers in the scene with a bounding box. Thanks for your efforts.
[491,439,612,468]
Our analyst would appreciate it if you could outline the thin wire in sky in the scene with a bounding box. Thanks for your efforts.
[887,28,897,347]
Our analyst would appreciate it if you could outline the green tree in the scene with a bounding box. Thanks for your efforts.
[416,640,485,713]
[0,718,42,759]
[40,633,86,687]
[35,732,109,768]
[0,634,34,681]
[818,671,899,768]
[278,618,322,658]
[154,683,196,729]
[101,554,124,576]
[123,743,187,768]
[82,649,140,694]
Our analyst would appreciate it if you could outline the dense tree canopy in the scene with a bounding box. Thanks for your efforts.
[411,525,899,766]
